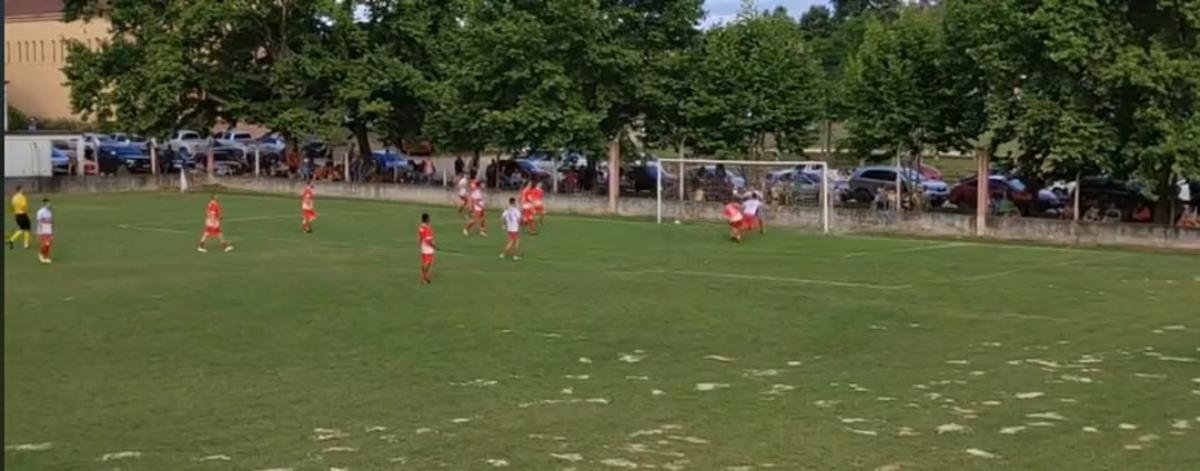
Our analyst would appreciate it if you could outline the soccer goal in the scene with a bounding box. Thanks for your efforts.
[654,158,831,233]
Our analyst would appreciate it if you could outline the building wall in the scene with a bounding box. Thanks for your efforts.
[4,15,110,120]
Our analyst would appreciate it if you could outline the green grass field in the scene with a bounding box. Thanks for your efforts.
[5,191,1200,470]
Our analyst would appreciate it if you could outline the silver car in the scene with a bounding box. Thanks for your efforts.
[846,165,950,207]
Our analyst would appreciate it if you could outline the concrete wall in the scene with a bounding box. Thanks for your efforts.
[5,174,1198,250]
[4,174,179,194]
[4,136,55,177]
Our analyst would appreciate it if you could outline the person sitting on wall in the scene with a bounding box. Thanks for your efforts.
[1177,205,1198,229]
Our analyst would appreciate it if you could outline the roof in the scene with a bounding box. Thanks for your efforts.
[4,0,64,18]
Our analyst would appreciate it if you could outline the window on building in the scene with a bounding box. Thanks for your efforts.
[41,41,46,62]
[51,40,57,62]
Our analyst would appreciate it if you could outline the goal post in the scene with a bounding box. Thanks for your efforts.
[654,158,832,234]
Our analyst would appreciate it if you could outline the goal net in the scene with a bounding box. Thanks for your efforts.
[654,159,831,233]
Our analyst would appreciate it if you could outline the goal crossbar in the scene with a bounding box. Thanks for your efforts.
[654,158,831,234]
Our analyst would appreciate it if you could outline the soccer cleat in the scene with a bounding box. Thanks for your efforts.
[499,253,505,259]
[480,231,488,237]
[38,255,50,264]
[463,229,469,236]
[7,240,12,250]
[197,247,208,253]
[224,246,234,252]
[513,256,520,261]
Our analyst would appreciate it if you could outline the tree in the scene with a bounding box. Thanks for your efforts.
[63,0,446,161]
[832,0,901,21]
[685,13,823,158]
[945,0,1200,220]
[842,6,983,162]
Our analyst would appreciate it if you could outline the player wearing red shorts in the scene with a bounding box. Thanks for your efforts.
[519,182,538,234]
[418,213,438,284]
[532,181,546,226]
[500,198,522,260]
[301,182,317,233]
[35,198,53,264]
[741,191,764,234]
[198,194,233,253]
[463,181,488,236]
[723,198,745,243]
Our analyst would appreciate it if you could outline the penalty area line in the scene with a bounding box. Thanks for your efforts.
[644,268,911,291]
[843,242,969,258]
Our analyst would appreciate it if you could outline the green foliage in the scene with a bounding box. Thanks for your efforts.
[945,0,1200,202]
[7,105,29,128]
[684,13,823,158]
[843,6,983,161]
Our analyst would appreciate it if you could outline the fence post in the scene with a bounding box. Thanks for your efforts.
[975,149,989,237]
[343,151,350,182]
[76,137,86,176]
[150,138,158,175]
[254,146,261,177]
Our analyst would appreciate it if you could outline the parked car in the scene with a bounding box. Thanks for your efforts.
[257,135,287,157]
[949,174,1063,214]
[107,133,150,152]
[768,170,824,202]
[50,146,71,174]
[845,165,950,207]
[82,133,112,155]
[215,130,256,151]
[372,147,410,171]
[904,160,944,181]
[96,143,151,174]
[1067,177,1152,222]
[625,161,677,193]
[169,130,211,156]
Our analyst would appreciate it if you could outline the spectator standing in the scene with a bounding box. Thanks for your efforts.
[454,156,465,176]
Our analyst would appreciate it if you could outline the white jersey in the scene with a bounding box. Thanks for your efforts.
[471,189,486,211]
[457,177,470,196]
[36,207,52,235]
[743,199,762,216]
[502,207,522,233]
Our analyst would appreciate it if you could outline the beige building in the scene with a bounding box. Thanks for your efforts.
[5,0,109,120]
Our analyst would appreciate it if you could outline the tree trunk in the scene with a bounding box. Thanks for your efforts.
[608,136,621,214]
[1154,173,1174,224]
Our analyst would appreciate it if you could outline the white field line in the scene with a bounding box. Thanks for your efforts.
[938,255,1130,285]
[843,242,968,258]
[644,268,911,291]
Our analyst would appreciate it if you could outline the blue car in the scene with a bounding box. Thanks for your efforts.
[372,148,410,171]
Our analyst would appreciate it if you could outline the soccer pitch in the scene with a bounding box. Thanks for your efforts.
[5,191,1199,470]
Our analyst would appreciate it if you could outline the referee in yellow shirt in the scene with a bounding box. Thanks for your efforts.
[9,186,31,249]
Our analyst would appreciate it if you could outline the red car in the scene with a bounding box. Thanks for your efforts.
[948,174,1035,211]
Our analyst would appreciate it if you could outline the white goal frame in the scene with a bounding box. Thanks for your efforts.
[655,158,831,234]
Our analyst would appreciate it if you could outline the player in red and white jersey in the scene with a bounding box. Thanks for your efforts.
[301,182,317,233]
[455,173,471,217]
[741,191,765,235]
[500,197,523,260]
[519,181,538,234]
[463,180,488,236]
[35,198,53,264]
[723,198,745,243]
[418,213,438,284]
[531,181,546,226]
[198,194,233,253]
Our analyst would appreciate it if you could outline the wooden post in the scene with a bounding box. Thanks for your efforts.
[1073,172,1081,222]
[607,137,620,214]
[975,149,990,237]
[75,137,86,176]
[150,138,158,175]
[206,143,214,180]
